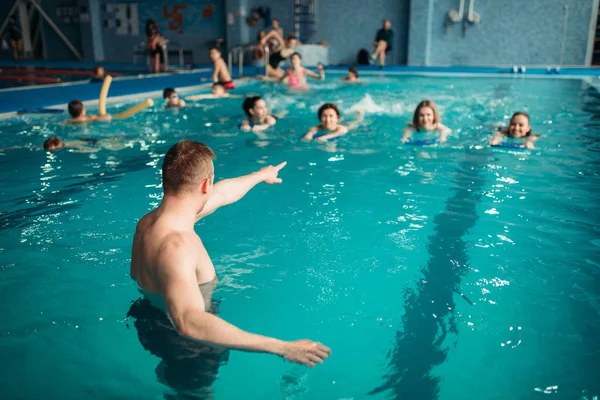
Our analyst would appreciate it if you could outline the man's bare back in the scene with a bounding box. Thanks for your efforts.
[131,208,216,301]
[129,141,330,367]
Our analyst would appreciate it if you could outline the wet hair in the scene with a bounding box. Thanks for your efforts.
[212,82,225,90]
[318,103,340,120]
[412,100,440,129]
[242,96,263,117]
[93,65,103,75]
[509,112,532,136]
[291,52,302,60]
[68,100,84,118]
[511,112,530,124]
[287,33,297,42]
[163,88,176,99]
[43,136,63,151]
[348,67,358,77]
[161,140,216,194]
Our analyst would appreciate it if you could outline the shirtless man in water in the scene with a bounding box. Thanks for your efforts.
[130,140,331,367]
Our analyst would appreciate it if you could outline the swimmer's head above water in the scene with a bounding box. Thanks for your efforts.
[68,100,85,119]
[161,140,216,197]
[212,82,226,96]
[506,112,531,138]
[43,136,65,151]
[93,65,104,79]
[163,87,185,108]
[318,103,340,131]
[291,52,302,68]
[412,100,440,130]
[242,96,268,121]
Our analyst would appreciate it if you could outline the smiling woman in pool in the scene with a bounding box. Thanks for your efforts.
[302,103,364,142]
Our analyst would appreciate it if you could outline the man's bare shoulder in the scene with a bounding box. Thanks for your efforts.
[134,211,155,234]
[155,231,200,266]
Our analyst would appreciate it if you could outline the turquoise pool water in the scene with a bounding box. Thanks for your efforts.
[0,74,599,400]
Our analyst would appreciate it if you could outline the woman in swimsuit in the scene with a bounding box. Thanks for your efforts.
[279,53,324,90]
[259,32,297,80]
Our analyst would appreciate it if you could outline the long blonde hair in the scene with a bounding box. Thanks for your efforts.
[412,100,440,130]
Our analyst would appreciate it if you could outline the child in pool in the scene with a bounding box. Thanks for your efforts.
[279,53,324,89]
[341,67,360,82]
[65,100,112,124]
[302,103,364,142]
[163,88,186,108]
[488,112,540,149]
[185,83,241,101]
[240,96,279,132]
[401,100,451,143]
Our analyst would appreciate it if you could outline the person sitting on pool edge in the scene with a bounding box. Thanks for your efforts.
[164,88,186,108]
[258,32,298,80]
[401,100,451,144]
[302,103,364,142]
[341,67,360,83]
[130,139,331,367]
[488,112,540,149]
[66,100,112,124]
[372,19,393,67]
[210,47,235,90]
[240,96,281,132]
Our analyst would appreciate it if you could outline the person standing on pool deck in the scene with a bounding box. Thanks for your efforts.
[371,19,393,67]
[130,140,331,367]
[4,15,23,61]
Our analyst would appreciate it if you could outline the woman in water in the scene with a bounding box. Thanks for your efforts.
[341,67,360,83]
[302,103,364,142]
[401,100,451,143]
[488,112,540,149]
[240,96,279,132]
[279,53,324,90]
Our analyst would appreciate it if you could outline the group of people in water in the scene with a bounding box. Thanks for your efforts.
[15,46,543,397]
[39,43,540,153]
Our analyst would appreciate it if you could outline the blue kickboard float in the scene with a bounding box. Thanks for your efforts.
[491,142,525,149]
[17,108,64,115]
[405,139,438,146]
[312,133,337,142]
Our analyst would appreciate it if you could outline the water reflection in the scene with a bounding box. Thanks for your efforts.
[370,149,491,399]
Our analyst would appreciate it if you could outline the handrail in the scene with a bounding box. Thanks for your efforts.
[133,40,186,68]
[264,46,270,74]
[227,42,269,76]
